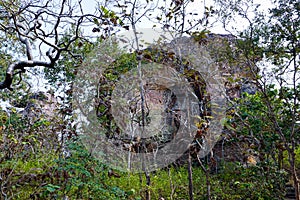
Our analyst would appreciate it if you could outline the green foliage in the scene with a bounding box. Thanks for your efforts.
[209,162,287,199]
[234,85,300,154]
[45,140,128,200]
[0,104,60,199]
[283,146,300,170]
[104,162,286,200]
[262,0,300,65]
[191,29,211,42]
[106,167,192,200]
[104,52,137,82]
[0,105,129,199]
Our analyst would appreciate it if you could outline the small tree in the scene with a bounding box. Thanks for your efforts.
[214,0,300,198]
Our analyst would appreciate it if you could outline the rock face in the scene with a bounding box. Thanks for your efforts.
[159,34,259,156]
[94,33,259,169]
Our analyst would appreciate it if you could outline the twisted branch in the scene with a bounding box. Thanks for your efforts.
[0,0,100,90]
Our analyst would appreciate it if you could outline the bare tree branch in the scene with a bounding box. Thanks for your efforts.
[0,0,101,90]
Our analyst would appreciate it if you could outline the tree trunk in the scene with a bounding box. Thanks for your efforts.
[145,171,151,200]
[168,168,175,200]
[187,150,194,200]
[289,150,300,200]
[197,155,211,200]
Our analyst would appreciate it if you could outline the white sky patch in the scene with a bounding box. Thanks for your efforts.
[116,28,177,52]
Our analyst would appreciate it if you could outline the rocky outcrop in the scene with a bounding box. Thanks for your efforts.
[94,33,259,167]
